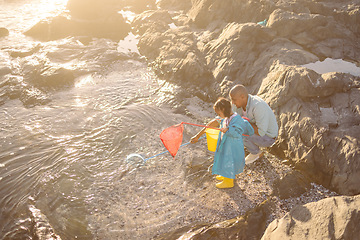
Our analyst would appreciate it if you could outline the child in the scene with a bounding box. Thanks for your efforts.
[193,98,254,188]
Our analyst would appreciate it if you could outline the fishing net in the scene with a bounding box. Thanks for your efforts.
[160,123,184,158]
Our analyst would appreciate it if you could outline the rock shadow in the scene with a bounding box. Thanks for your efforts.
[290,205,312,222]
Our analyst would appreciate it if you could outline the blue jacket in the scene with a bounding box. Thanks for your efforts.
[212,115,254,179]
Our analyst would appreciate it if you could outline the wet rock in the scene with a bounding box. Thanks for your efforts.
[272,170,311,199]
[24,15,71,41]
[2,54,78,106]
[0,27,9,37]
[262,195,360,239]
[0,66,11,77]
[158,199,275,240]
[25,14,130,41]
[9,44,41,58]
[29,205,61,240]
[18,55,76,90]
[0,75,50,107]
[0,75,22,101]
[19,85,51,107]
[0,57,11,76]
[132,10,173,35]
[34,67,75,90]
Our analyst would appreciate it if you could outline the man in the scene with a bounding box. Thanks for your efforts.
[191,84,278,164]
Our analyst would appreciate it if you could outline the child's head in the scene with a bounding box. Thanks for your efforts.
[213,98,232,118]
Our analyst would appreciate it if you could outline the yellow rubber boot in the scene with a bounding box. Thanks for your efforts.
[216,177,234,189]
[216,175,224,181]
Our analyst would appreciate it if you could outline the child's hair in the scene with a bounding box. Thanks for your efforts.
[213,98,232,118]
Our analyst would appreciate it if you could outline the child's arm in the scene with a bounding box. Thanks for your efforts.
[190,119,220,143]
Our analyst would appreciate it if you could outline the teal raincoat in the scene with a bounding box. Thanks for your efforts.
[212,115,254,179]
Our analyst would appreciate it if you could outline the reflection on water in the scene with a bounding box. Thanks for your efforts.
[75,74,95,88]
[117,33,140,55]
[0,0,67,34]
[0,1,222,239]
[118,10,137,23]
[1,59,202,239]
[302,58,360,76]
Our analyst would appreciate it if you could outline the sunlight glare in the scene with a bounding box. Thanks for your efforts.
[74,97,87,107]
[118,10,137,23]
[38,0,68,13]
[75,74,95,88]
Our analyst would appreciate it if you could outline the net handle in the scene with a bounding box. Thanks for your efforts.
[181,121,250,136]
[180,122,221,130]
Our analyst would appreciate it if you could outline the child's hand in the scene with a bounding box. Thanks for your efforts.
[220,127,228,133]
[190,135,200,144]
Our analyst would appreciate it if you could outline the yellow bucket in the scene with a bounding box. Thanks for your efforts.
[205,128,220,152]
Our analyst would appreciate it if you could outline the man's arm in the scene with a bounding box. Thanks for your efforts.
[253,103,270,137]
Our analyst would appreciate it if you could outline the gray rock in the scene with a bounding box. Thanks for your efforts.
[188,0,274,28]
[136,0,360,196]
[25,14,130,41]
[137,23,212,86]
[262,195,360,240]
[158,199,275,240]
[320,107,338,127]
[29,205,61,240]
[132,10,173,35]
[204,22,275,84]
[272,170,312,199]
[267,8,360,60]
[0,27,9,37]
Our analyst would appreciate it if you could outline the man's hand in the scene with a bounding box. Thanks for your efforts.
[250,122,259,135]
[220,127,228,133]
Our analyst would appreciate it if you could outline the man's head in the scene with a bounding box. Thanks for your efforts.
[229,85,248,109]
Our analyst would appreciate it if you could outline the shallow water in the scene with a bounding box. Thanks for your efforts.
[302,58,360,76]
[0,58,202,238]
[1,56,216,239]
[0,1,218,239]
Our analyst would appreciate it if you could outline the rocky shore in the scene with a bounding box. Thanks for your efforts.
[132,0,360,237]
[133,0,360,194]
[2,0,359,239]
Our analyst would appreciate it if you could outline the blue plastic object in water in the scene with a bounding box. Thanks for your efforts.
[126,136,206,164]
